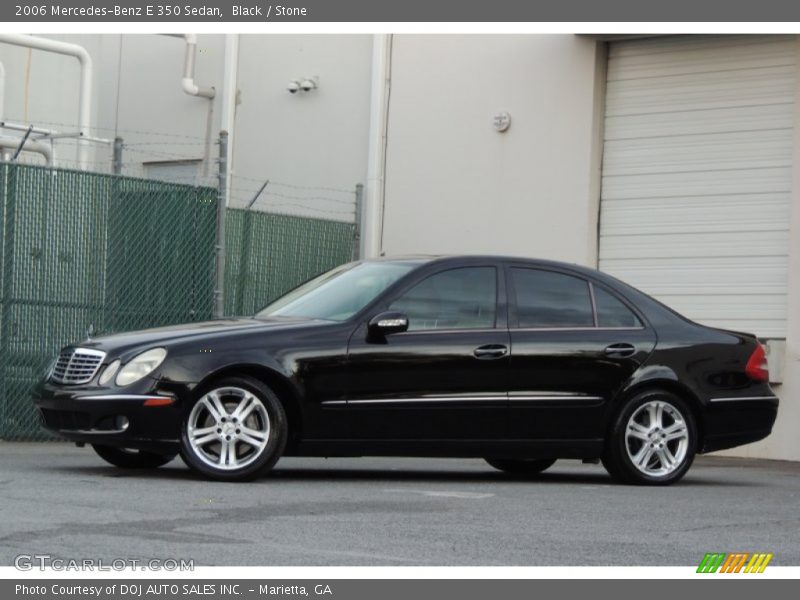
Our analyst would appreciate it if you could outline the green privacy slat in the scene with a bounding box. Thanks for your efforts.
[0,163,355,440]
[224,209,355,316]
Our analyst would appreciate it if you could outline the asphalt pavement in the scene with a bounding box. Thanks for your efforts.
[1,442,798,566]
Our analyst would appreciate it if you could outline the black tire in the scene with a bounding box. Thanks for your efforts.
[92,445,177,469]
[602,389,697,486]
[485,458,557,475]
[179,375,287,482]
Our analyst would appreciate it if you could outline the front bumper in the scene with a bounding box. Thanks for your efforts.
[700,394,779,453]
[32,379,187,453]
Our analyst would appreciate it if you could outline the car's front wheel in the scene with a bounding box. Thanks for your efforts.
[179,376,287,482]
[485,458,557,476]
[92,445,177,469]
[602,390,697,485]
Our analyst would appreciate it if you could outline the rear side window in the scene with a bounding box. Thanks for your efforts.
[389,267,497,331]
[593,285,642,328]
[511,268,594,328]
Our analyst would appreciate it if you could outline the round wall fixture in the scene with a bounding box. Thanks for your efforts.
[492,111,511,133]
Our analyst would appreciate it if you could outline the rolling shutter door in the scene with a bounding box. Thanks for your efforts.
[599,35,795,338]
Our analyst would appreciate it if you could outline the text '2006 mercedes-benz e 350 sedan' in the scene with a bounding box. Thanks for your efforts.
[33,256,778,484]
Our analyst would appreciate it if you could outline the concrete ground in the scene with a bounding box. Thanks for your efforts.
[0,442,798,566]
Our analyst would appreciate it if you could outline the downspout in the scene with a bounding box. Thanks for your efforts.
[364,34,392,258]
[0,136,53,165]
[0,60,5,123]
[181,34,215,99]
[0,34,91,170]
[162,34,215,99]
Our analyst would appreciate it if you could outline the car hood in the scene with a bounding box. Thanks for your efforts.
[66,316,320,356]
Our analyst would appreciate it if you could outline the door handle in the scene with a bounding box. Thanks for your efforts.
[473,344,509,360]
[604,343,636,358]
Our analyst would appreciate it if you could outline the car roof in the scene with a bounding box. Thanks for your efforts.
[364,254,603,277]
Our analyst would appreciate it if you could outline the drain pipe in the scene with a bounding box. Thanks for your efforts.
[364,34,392,258]
[0,34,91,170]
[182,34,215,99]
[163,34,215,99]
[0,136,53,165]
[0,60,5,123]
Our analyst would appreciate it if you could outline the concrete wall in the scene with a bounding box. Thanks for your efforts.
[380,35,604,267]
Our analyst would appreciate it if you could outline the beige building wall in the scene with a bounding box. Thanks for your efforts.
[380,35,605,267]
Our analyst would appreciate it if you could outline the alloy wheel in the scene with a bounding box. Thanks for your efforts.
[624,400,689,477]
[186,386,271,470]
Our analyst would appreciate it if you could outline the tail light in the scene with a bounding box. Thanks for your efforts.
[745,343,769,382]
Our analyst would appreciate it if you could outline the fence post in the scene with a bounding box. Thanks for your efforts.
[0,164,15,438]
[214,131,228,319]
[112,137,123,175]
[353,183,364,260]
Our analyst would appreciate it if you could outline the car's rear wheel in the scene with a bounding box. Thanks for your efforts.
[602,390,697,485]
[485,458,557,475]
[179,376,287,482]
[92,445,177,469]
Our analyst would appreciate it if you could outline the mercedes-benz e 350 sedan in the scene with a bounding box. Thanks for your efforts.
[33,256,778,484]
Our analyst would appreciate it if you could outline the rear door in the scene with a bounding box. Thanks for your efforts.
[505,264,657,441]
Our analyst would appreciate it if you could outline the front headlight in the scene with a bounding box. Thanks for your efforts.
[115,348,167,387]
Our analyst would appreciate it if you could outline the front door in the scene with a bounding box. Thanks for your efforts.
[345,264,510,441]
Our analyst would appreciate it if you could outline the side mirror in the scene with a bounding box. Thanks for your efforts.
[368,311,409,338]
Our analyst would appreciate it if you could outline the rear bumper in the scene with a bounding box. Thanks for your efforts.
[701,395,779,453]
[32,380,185,453]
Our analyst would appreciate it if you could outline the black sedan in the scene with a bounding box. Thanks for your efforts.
[32,255,778,484]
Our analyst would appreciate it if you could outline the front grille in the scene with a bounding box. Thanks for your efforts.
[50,348,106,385]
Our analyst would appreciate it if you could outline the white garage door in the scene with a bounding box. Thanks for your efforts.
[599,35,796,338]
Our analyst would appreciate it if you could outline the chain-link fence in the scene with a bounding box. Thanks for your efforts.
[0,162,217,439]
[225,208,356,316]
[0,162,358,440]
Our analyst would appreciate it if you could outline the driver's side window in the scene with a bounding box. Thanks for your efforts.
[389,267,497,331]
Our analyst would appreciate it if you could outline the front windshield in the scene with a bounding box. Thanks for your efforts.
[256,262,416,321]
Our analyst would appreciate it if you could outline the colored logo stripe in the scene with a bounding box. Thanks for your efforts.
[697,553,773,573]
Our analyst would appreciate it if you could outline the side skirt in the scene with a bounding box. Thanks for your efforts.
[286,439,604,459]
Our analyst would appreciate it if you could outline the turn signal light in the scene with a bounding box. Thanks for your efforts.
[143,397,176,407]
[745,344,769,382]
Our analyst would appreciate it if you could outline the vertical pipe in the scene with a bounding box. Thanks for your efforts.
[214,131,228,319]
[0,60,5,123]
[353,183,364,260]
[112,137,123,175]
[364,34,392,258]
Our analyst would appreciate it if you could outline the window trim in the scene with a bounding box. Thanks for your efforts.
[506,265,647,331]
[385,265,501,333]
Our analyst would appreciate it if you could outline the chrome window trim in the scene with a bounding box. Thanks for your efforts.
[511,326,646,332]
[391,327,503,336]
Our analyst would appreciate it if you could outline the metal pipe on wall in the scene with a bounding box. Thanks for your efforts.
[364,34,392,258]
[0,60,5,122]
[0,34,92,170]
[0,136,53,165]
